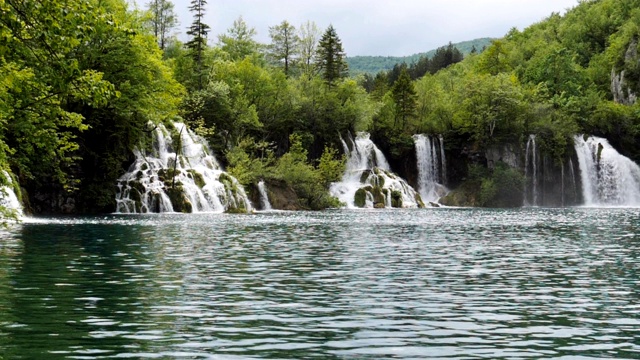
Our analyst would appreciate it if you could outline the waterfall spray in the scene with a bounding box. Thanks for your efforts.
[0,171,22,218]
[257,180,272,211]
[524,135,539,206]
[574,135,640,206]
[330,133,422,208]
[413,134,447,203]
[116,123,253,213]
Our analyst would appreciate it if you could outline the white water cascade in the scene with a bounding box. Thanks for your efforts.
[413,134,448,203]
[439,134,447,185]
[574,135,640,206]
[0,171,22,218]
[330,133,423,208]
[257,180,272,211]
[115,122,253,213]
[524,134,540,206]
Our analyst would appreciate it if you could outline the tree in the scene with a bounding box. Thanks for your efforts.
[476,40,510,75]
[0,0,116,195]
[185,0,210,89]
[218,16,260,61]
[391,66,417,129]
[298,21,320,76]
[268,20,298,76]
[146,0,178,50]
[315,25,348,85]
[0,0,183,213]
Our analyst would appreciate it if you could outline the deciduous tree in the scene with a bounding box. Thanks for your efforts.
[146,0,178,50]
[268,20,298,76]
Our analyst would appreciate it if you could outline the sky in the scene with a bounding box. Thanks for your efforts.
[139,0,579,57]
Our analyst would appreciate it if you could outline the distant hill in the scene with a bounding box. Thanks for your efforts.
[347,37,495,75]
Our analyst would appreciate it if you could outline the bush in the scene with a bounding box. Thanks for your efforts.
[276,134,342,210]
[483,162,524,207]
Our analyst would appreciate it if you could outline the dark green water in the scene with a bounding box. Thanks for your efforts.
[0,208,639,359]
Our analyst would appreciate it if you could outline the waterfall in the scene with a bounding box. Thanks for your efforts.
[524,134,539,206]
[115,122,253,213]
[438,134,447,185]
[574,135,640,206]
[0,171,22,218]
[257,180,272,211]
[560,160,565,207]
[413,134,447,203]
[568,158,578,202]
[330,133,423,208]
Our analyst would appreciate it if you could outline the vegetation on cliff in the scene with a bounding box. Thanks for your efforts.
[1,0,640,214]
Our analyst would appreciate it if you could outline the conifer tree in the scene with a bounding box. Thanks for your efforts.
[185,0,210,89]
[392,66,417,128]
[315,25,348,85]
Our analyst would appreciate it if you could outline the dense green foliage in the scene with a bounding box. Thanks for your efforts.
[0,0,182,213]
[2,0,640,215]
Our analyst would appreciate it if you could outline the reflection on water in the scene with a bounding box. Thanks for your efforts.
[0,208,639,359]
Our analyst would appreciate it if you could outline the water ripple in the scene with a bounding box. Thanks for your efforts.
[0,208,639,358]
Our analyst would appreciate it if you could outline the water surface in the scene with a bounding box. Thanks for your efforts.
[1,208,639,359]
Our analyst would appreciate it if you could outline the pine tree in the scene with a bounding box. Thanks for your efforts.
[315,25,348,85]
[146,0,178,50]
[392,66,417,128]
[268,20,298,76]
[185,0,210,89]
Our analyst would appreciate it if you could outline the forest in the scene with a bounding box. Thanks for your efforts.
[346,37,494,75]
[1,0,640,216]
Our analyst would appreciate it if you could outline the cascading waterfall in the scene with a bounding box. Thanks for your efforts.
[560,160,565,206]
[574,135,640,206]
[0,171,22,217]
[568,158,578,201]
[413,134,447,203]
[330,132,423,208]
[438,134,447,185]
[257,180,272,211]
[524,134,540,206]
[115,122,253,213]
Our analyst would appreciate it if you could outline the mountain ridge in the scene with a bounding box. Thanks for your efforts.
[347,37,495,74]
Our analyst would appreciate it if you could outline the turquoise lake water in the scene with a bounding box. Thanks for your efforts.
[0,208,639,359]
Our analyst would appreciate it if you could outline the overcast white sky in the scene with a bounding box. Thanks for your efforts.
[138,0,579,56]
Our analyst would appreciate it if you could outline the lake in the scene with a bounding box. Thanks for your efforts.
[0,208,639,359]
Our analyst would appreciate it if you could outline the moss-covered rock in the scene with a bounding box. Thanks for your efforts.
[354,188,367,207]
[219,172,232,185]
[372,186,386,205]
[166,185,192,213]
[264,178,304,210]
[391,190,403,208]
[439,182,480,207]
[225,207,248,214]
[187,169,206,188]
[359,170,372,183]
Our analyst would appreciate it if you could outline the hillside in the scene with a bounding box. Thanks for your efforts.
[346,37,495,75]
